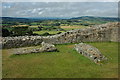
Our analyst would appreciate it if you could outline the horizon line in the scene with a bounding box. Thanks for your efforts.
[1,16,118,18]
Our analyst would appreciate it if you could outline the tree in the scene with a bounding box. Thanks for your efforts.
[38,25,43,31]
[12,26,33,36]
[2,28,10,37]
[41,32,50,36]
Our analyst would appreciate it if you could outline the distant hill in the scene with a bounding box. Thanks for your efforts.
[1,16,118,22]
[27,17,69,20]
[1,17,34,23]
[1,17,68,21]
[71,16,118,22]
[1,16,119,27]
[1,17,69,25]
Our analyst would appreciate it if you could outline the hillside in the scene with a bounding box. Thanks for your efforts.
[1,16,118,24]
[70,16,118,25]
[71,16,118,21]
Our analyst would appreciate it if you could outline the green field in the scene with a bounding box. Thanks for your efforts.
[60,25,88,31]
[33,31,65,35]
[33,25,87,35]
[2,42,118,78]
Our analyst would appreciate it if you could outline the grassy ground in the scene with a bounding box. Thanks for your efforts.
[33,25,87,35]
[33,31,65,35]
[60,25,87,31]
[2,42,118,78]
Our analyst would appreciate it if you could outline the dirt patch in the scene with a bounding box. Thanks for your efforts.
[67,45,74,48]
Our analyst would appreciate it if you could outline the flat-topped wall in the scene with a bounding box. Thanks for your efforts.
[1,22,119,49]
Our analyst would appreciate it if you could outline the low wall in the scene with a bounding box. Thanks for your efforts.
[1,22,119,49]
[74,43,107,64]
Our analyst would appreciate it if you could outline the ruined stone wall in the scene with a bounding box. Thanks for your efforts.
[1,22,119,49]
[74,43,107,64]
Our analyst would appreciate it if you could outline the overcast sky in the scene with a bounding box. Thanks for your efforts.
[2,2,118,18]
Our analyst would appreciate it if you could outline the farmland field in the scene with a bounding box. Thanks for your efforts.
[33,25,88,35]
[29,25,38,28]
[60,25,88,30]
[2,42,118,78]
[33,31,65,35]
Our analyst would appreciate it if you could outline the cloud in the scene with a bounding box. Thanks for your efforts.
[2,2,118,17]
[3,5,11,8]
[38,11,43,15]
[1,0,119,2]
[31,9,37,13]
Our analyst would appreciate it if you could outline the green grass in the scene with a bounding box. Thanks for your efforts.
[33,31,65,35]
[60,25,88,31]
[2,42,118,78]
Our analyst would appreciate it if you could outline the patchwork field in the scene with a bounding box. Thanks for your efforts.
[60,25,87,30]
[29,25,38,28]
[33,25,87,35]
[2,42,118,78]
[33,31,65,35]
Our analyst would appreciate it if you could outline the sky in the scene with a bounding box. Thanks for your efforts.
[1,0,119,2]
[2,2,118,18]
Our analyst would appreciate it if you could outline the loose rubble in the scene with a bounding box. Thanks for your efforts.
[74,43,107,64]
[14,42,58,55]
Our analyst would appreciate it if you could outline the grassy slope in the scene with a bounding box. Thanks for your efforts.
[33,25,87,34]
[2,42,118,78]
[60,25,87,31]
[33,31,65,35]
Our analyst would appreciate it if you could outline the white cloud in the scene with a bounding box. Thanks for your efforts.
[38,11,43,15]
[37,8,42,10]
[31,9,37,13]
[2,2,118,17]
[3,6,7,8]
[3,5,11,8]
[1,0,119,2]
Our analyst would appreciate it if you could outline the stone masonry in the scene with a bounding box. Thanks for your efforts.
[1,22,119,49]
[74,43,107,64]
[14,42,58,54]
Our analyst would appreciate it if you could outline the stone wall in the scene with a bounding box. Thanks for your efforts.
[74,43,107,64]
[1,22,119,49]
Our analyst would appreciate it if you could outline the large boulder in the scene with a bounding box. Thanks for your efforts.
[74,43,107,64]
[14,42,58,55]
